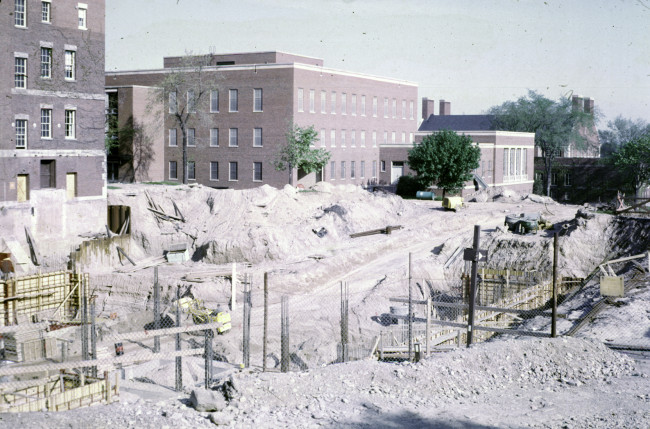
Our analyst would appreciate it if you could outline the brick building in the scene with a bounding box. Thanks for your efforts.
[105,51,419,189]
[1,1,106,246]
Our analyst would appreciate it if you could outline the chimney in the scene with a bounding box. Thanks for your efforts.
[439,100,451,116]
[583,97,594,114]
[422,97,435,120]
[571,94,584,112]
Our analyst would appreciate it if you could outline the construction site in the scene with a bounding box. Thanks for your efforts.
[0,182,649,428]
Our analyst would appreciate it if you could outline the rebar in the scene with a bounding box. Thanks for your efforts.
[175,285,182,392]
[153,267,160,353]
[281,295,289,373]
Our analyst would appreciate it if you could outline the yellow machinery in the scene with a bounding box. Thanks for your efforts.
[442,196,463,211]
[177,297,231,334]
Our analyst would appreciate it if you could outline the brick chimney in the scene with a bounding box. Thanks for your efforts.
[439,100,451,116]
[422,97,435,120]
[583,97,594,114]
[571,94,584,112]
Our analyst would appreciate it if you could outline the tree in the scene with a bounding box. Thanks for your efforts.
[150,54,219,184]
[488,90,594,196]
[598,116,650,158]
[407,129,480,198]
[611,135,650,197]
[274,124,331,185]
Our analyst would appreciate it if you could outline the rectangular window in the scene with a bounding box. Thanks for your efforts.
[391,131,396,144]
[15,0,26,27]
[341,93,347,115]
[254,128,263,147]
[331,91,337,114]
[169,91,177,114]
[551,172,558,186]
[360,161,365,178]
[229,89,238,112]
[210,90,219,112]
[360,130,366,147]
[510,148,516,176]
[65,50,76,80]
[392,98,396,118]
[384,131,388,144]
[40,160,55,188]
[372,97,377,117]
[381,160,386,172]
[15,119,27,149]
[372,131,377,147]
[253,162,263,181]
[341,161,346,179]
[42,1,51,23]
[384,98,389,118]
[169,129,177,147]
[169,161,178,180]
[309,89,315,113]
[210,128,219,147]
[361,95,366,116]
[297,88,304,112]
[320,129,325,147]
[229,162,238,181]
[187,89,196,113]
[229,128,238,147]
[516,148,521,177]
[401,132,406,144]
[402,100,406,119]
[351,130,356,147]
[565,173,571,186]
[254,88,263,112]
[78,4,87,29]
[330,129,336,147]
[350,161,355,179]
[523,148,528,175]
[320,91,326,114]
[330,161,335,180]
[41,47,52,78]
[341,130,346,147]
[351,94,356,116]
[65,110,76,139]
[210,162,219,181]
[409,133,413,143]
[15,57,27,89]
[372,160,377,178]
[410,101,415,119]
[187,161,196,180]
[187,128,195,147]
[41,109,52,138]
[503,149,508,179]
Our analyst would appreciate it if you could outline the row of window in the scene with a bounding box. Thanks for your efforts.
[536,172,572,186]
[318,129,414,148]
[14,49,77,88]
[297,89,415,120]
[169,89,262,114]
[14,109,77,148]
[168,127,263,148]
[14,0,88,29]
[328,160,377,180]
[502,148,528,182]
[169,161,263,182]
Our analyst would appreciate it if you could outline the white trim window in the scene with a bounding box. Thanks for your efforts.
[391,131,396,144]
[253,162,263,181]
[41,109,52,139]
[78,3,87,29]
[169,161,178,180]
[42,1,52,23]
[341,93,347,115]
[187,161,196,180]
[372,160,377,178]
[64,50,76,80]
[254,88,263,112]
[210,162,219,181]
[210,128,219,147]
[401,132,406,144]
[64,109,76,139]
[372,96,377,117]
[402,100,406,119]
[229,89,238,112]
[330,129,336,147]
[383,131,388,144]
[15,56,27,89]
[331,91,336,114]
[350,161,356,179]
[360,130,366,147]
[229,128,238,147]
[319,129,325,147]
[350,130,356,147]
[187,90,196,113]
[309,89,315,113]
[361,95,366,116]
[210,90,219,112]
[340,129,346,147]
[15,119,27,149]
[187,128,196,147]
[229,162,238,181]
[41,47,52,78]
[169,91,177,114]
[330,161,335,180]
[372,131,377,147]
[384,98,389,118]
[253,128,263,147]
[340,161,346,179]
[320,91,326,114]
[169,128,177,147]
[351,94,356,116]
[360,161,365,178]
[297,88,304,112]
[409,101,414,120]
[392,98,396,118]
[15,0,26,27]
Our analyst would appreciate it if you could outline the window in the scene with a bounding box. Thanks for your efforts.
[360,161,365,178]
[384,98,389,118]
[15,57,27,89]
[401,132,405,144]
[523,149,528,175]
[210,90,219,112]
[351,130,356,147]
[341,93,347,115]
[15,0,26,27]
[391,131,396,144]
[551,172,558,186]
[229,128,238,147]
[392,99,396,118]
[360,130,366,147]
[40,160,55,188]
[372,97,377,117]
[320,91,326,114]
[169,161,178,180]
[341,130,346,147]
[341,161,346,179]
[253,162,263,181]
[78,3,87,29]
[42,1,51,23]
[229,89,238,112]
[372,160,377,178]
[331,91,336,114]
[187,90,196,113]
[254,88,263,112]
[383,131,388,144]
[169,129,177,146]
[254,128,262,147]
[361,95,366,116]
[409,133,413,143]
[330,129,336,147]
[187,128,196,147]
[65,50,76,80]
[510,148,516,176]
[401,100,406,119]
[372,131,377,147]
[409,101,414,119]
[350,161,356,179]
[169,91,177,114]
[65,110,76,139]
[320,129,325,147]
[564,173,572,186]
[503,150,508,179]
[381,160,386,172]
[41,48,52,78]
[187,161,196,180]
[330,161,335,180]
[210,128,219,147]
[309,89,315,113]
[229,162,238,181]
[210,162,219,181]
[41,109,52,138]
[15,119,27,149]
[297,88,304,112]
[351,94,356,116]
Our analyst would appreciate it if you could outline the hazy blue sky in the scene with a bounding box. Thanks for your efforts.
[106,0,650,124]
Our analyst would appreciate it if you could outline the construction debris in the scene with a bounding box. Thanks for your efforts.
[350,225,403,238]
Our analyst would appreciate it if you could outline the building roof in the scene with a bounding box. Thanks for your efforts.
[418,114,495,132]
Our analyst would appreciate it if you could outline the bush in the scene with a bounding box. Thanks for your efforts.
[396,175,422,198]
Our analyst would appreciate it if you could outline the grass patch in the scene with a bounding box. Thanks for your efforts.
[144,181,181,186]
[107,185,121,190]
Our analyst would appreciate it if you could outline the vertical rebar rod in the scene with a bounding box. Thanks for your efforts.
[340,282,349,362]
[263,272,268,372]
[204,329,213,388]
[153,267,160,353]
[81,276,88,374]
[425,297,431,357]
[408,252,413,361]
[281,296,289,373]
[467,225,481,347]
[175,286,182,392]
[91,297,97,378]
[243,274,251,368]
[552,232,559,338]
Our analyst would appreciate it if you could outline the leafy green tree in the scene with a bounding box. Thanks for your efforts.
[407,129,480,198]
[488,90,594,196]
[598,116,650,158]
[274,124,331,185]
[611,135,650,197]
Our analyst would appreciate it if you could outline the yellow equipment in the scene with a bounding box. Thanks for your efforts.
[177,297,231,334]
[442,196,463,211]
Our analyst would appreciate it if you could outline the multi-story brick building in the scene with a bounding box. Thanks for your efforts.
[105,51,419,189]
[1,1,106,251]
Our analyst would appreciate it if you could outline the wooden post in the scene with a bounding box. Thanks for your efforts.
[467,225,481,347]
[552,232,558,338]
[104,371,111,403]
[263,272,268,372]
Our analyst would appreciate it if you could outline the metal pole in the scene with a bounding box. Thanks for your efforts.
[175,286,182,392]
[281,296,289,373]
[91,297,97,378]
[467,225,481,347]
[153,267,160,353]
[204,329,213,388]
[340,282,349,362]
[81,276,88,374]
[243,274,251,368]
[263,272,268,372]
[425,297,430,357]
[408,253,413,361]
[552,232,558,338]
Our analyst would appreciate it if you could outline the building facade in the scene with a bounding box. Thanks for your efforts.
[1,0,106,248]
[105,51,419,189]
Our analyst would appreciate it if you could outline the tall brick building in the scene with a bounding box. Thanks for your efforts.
[0,1,106,254]
[105,51,419,189]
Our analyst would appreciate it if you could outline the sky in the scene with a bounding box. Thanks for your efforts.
[105,0,650,126]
